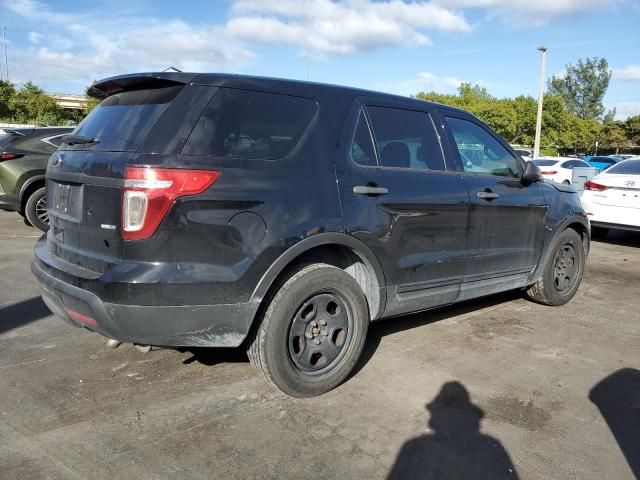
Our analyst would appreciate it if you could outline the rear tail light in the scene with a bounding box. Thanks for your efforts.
[541,171,557,175]
[584,180,608,191]
[122,167,220,241]
[0,152,24,161]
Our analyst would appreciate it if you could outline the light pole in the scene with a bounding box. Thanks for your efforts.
[533,46,547,158]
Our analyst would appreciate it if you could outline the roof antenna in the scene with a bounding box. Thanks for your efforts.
[162,66,182,72]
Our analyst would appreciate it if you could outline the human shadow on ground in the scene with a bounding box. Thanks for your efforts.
[589,368,640,479]
[0,296,51,335]
[387,381,519,480]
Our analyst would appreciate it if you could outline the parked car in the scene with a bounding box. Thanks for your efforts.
[585,155,620,172]
[581,158,640,236]
[32,72,589,397]
[532,157,592,184]
[0,126,73,230]
[514,148,534,160]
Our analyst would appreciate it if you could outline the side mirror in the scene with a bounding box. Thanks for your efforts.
[522,161,543,184]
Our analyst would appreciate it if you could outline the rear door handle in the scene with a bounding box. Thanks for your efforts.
[353,186,389,196]
[476,191,500,200]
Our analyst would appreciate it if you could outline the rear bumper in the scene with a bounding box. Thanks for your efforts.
[31,255,260,347]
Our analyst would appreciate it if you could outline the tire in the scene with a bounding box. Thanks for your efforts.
[247,263,369,397]
[527,228,585,306]
[24,187,49,232]
[591,226,609,239]
[562,180,571,185]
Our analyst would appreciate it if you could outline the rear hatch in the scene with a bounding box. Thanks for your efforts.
[45,74,201,277]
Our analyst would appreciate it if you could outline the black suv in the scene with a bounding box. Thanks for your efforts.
[0,126,74,231]
[32,73,589,397]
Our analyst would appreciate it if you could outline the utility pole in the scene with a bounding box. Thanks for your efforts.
[2,27,8,82]
[533,45,547,158]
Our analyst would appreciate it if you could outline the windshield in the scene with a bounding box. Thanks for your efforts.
[605,160,640,175]
[63,85,182,152]
[533,160,558,166]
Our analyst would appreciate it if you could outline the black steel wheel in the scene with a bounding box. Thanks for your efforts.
[527,228,585,306]
[248,263,369,397]
[288,292,353,375]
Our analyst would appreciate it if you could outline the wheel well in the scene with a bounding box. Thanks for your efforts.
[567,222,589,255]
[266,244,382,321]
[20,179,45,214]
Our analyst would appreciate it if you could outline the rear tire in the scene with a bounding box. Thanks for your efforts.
[562,180,571,185]
[247,263,369,397]
[24,187,49,232]
[527,228,585,306]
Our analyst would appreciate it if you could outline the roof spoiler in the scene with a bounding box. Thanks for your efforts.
[87,72,200,99]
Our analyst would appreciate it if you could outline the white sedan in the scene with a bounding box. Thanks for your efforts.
[532,158,592,185]
[580,159,640,235]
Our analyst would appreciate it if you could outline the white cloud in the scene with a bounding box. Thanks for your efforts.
[376,71,465,96]
[612,64,640,81]
[435,0,619,24]
[27,31,44,44]
[225,0,470,57]
[611,101,640,120]
[4,0,474,89]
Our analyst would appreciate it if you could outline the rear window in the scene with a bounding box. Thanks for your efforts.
[605,160,640,175]
[533,160,558,166]
[183,88,317,159]
[63,85,183,152]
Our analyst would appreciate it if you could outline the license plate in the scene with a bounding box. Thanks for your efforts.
[54,183,72,214]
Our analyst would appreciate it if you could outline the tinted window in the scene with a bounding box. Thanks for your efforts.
[351,111,377,166]
[184,88,317,159]
[365,106,445,170]
[533,160,559,166]
[445,117,521,178]
[606,160,640,175]
[66,85,182,152]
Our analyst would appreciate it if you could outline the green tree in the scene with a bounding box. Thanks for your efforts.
[9,81,67,125]
[0,80,16,119]
[548,57,611,121]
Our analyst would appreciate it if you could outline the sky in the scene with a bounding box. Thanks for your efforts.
[1,0,639,119]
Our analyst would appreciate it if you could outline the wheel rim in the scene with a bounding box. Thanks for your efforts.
[288,292,353,375]
[553,243,578,294]
[35,196,49,225]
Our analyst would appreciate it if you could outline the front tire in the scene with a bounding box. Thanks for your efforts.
[527,228,585,306]
[24,187,49,232]
[247,263,369,397]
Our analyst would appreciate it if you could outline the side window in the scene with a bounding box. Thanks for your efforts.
[561,161,574,170]
[350,111,377,166]
[445,116,522,178]
[366,106,445,171]
[184,88,317,159]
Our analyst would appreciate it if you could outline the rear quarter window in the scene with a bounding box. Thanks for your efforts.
[183,88,317,160]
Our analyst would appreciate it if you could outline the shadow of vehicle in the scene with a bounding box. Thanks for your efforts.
[0,296,51,335]
[589,368,640,479]
[178,346,248,366]
[351,290,522,378]
[591,229,640,248]
[387,381,519,479]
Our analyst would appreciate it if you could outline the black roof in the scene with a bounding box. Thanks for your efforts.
[88,71,466,115]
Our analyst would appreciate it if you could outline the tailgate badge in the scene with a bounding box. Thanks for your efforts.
[100,224,117,231]
[625,180,635,187]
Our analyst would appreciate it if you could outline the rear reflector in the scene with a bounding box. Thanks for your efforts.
[122,167,220,241]
[65,307,97,326]
[0,152,24,161]
[584,180,609,191]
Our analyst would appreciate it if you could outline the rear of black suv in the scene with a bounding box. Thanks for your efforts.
[32,72,344,349]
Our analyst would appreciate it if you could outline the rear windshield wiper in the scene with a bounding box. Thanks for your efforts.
[62,134,99,146]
